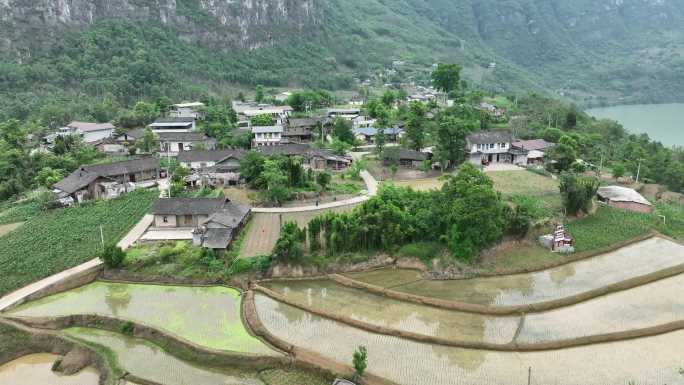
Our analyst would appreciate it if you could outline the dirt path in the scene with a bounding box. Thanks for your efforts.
[0,222,23,237]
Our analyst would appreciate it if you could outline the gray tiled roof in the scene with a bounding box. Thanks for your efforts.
[156,132,210,142]
[150,197,227,215]
[257,143,311,156]
[53,157,159,194]
[466,130,514,145]
[177,149,247,163]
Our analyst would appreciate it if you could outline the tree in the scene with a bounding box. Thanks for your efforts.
[250,114,274,127]
[332,118,355,144]
[255,85,265,103]
[316,171,332,191]
[405,101,426,151]
[330,138,352,156]
[612,163,626,179]
[137,128,156,154]
[100,244,126,268]
[239,151,266,188]
[434,115,476,169]
[375,127,386,155]
[548,143,577,172]
[381,90,396,107]
[36,167,64,187]
[352,346,368,380]
[559,173,599,215]
[431,63,461,94]
[261,159,290,205]
[272,221,306,262]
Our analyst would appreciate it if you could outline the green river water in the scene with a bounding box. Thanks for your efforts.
[586,103,684,146]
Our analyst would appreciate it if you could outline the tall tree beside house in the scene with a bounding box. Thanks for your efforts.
[261,159,290,205]
[239,151,267,189]
[431,63,462,95]
[332,118,355,144]
[381,90,396,107]
[559,173,599,215]
[137,128,156,154]
[316,171,332,191]
[434,114,476,169]
[406,101,427,150]
[272,221,306,262]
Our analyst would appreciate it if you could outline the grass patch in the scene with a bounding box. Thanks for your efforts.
[397,242,446,265]
[488,170,559,197]
[0,189,158,296]
[259,368,332,385]
[0,201,42,225]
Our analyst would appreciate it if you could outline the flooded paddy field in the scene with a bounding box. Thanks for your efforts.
[0,353,99,385]
[344,268,424,288]
[255,294,684,385]
[349,237,684,306]
[5,281,275,354]
[262,279,520,344]
[517,272,684,343]
[65,328,262,385]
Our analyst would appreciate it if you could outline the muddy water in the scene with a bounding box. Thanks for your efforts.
[517,272,684,343]
[6,282,275,354]
[262,279,520,344]
[65,328,262,385]
[0,353,99,385]
[255,294,684,385]
[358,238,684,306]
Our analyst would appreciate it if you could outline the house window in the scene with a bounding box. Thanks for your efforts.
[162,216,168,223]
[477,144,482,151]
[184,215,193,225]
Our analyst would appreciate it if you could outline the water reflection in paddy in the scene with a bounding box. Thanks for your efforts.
[255,294,683,385]
[354,238,684,306]
[6,281,275,354]
[518,272,684,343]
[65,328,262,385]
[262,279,519,344]
[0,353,99,385]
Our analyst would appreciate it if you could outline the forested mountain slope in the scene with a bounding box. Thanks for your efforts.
[1,0,683,121]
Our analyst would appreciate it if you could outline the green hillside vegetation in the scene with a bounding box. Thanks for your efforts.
[2,0,684,123]
[0,189,157,296]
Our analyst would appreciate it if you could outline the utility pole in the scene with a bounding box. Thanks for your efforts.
[636,159,643,183]
[527,367,532,385]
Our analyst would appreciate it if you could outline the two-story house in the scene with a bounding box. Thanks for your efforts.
[58,121,115,144]
[157,132,216,156]
[466,130,527,166]
[251,126,284,147]
[243,106,293,126]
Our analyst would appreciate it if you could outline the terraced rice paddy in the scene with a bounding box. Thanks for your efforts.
[255,294,684,385]
[348,237,684,306]
[262,279,519,344]
[5,281,275,354]
[0,353,99,385]
[65,328,262,385]
[516,272,684,343]
[241,205,356,257]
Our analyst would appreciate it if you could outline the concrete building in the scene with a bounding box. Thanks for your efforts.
[157,132,216,156]
[252,126,284,147]
[58,121,115,144]
[149,117,195,133]
[170,102,205,120]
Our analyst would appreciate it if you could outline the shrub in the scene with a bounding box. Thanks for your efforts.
[120,321,134,335]
[397,242,444,265]
[559,172,599,215]
[352,346,368,380]
[100,244,126,268]
[505,205,532,239]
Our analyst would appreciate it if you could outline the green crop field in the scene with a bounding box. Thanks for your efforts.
[0,190,158,296]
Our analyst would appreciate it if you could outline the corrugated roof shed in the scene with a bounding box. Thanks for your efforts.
[597,186,652,206]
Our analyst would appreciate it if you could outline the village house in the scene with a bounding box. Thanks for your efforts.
[94,138,127,155]
[57,121,115,144]
[349,95,365,106]
[597,186,653,214]
[170,102,205,120]
[284,118,320,143]
[149,197,250,250]
[466,130,527,166]
[352,115,376,130]
[479,102,506,118]
[157,132,216,156]
[353,127,404,144]
[382,148,430,168]
[243,106,293,126]
[53,157,160,204]
[115,129,146,145]
[511,139,555,165]
[149,117,196,133]
[258,143,351,171]
[327,108,361,120]
[178,149,246,186]
[275,92,292,102]
[252,126,284,147]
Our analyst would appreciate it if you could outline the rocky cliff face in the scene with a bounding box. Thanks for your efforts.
[0,0,320,53]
